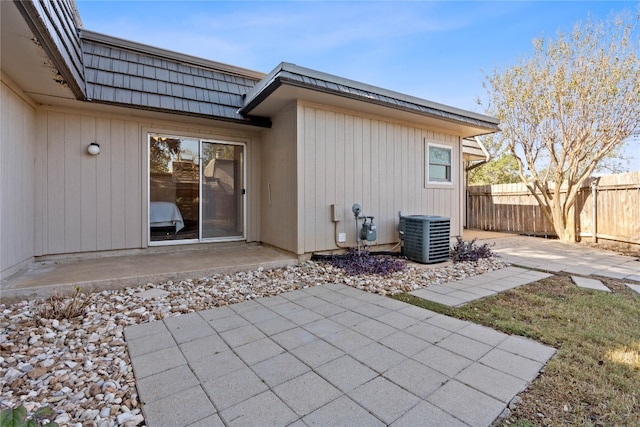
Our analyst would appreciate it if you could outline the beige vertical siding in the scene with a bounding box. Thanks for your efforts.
[1,78,36,278]
[33,107,261,257]
[260,103,298,253]
[297,103,462,254]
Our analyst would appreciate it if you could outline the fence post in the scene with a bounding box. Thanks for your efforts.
[591,180,598,243]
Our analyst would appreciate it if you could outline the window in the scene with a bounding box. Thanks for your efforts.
[427,144,452,183]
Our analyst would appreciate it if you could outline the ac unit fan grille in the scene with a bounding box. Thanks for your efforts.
[401,216,450,264]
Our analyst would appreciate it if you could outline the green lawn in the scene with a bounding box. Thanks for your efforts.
[392,274,640,426]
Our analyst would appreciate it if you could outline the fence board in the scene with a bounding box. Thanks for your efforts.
[467,172,640,247]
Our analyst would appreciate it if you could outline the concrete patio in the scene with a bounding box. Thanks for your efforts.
[3,231,637,303]
[0,243,297,302]
[126,283,556,427]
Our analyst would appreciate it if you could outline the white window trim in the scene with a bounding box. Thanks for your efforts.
[426,141,455,186]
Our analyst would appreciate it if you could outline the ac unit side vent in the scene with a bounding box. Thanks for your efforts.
[399,215,450,264]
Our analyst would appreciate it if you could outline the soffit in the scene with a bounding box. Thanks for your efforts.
[0,1,76,105]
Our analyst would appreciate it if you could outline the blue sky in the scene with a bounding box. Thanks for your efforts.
[75,0,639,170]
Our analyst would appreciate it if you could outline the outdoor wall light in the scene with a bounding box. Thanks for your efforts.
[87,142,100,155]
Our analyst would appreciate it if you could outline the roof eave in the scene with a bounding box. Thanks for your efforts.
[240,63,500,135]
[87,99,272,128]
[14,0,86,99]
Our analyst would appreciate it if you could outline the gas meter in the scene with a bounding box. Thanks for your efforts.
[360,216,377,241]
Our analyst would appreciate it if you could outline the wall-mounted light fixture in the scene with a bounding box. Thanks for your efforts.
[87,142,100,155]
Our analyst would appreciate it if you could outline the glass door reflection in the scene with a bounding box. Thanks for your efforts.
[149,136,200,242]
[201,142,244,239]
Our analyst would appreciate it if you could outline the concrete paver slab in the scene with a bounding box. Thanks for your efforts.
[164,312,215,344]
[130,345,187,379]
[404,323,452,344]
[302,317,345,338]
[497,335,557,363]
[189,349,245,382]
[123,319,168,341]
[379,331,432,357]
[236,306,279,323]
[425,314,470,332]
[205,313,250,333]
[350,341,407,374]
[219,324,267,347]
[572,276,611,292]
[409,289,467,306]
[303,395,386,426]
[322,328,374,352]
[479,348,545,382]
[270,327,318,350]
[142,385,217,427]
[315,355,378,393]
[349,377,421,425]
[186,414,225,427]
[289,338,345,368]
[413,346,474,377]
[457,323,509,347]
[127,283,556,427]
[135,288,170,300]
[352,319,397,340]
[251,352,311,388]
[179,334,229,363]
[392,400,468,427]
[136,364,199,403]
[219,391,298,426]
[626,283,640,294]
[396,304,438,321]
[201,367,268,410]
[126,327,176,357]
[437,334,493,361]
[198,305,235,322]
[273,371,342,416]
[427,380,505,427]
[234,337,285,365]
[455,363,528,403]
[252,314,296,335]
[384,359,448,398]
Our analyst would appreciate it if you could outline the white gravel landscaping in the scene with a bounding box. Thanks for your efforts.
[1,257,506,427]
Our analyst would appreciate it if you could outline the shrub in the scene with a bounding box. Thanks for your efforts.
[0,405,58,427]
[450,237,494,262]
[329,247,406,276]
[34,287,89,320]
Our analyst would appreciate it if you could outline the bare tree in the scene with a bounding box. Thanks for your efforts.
[482,10,640,241]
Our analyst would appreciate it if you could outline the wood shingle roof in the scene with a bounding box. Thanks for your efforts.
[80,30,269,127]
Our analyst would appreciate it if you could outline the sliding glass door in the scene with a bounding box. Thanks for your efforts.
[201,142,244,239]
[148,134,244,244]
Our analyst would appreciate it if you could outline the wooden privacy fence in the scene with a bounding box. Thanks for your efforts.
[467,171,640,248]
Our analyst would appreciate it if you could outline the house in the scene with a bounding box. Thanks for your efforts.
[0,0,499,280]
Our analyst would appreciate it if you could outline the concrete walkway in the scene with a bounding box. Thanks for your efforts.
[483,234,639,281]
[126,283,556,427]
[410,266,552,307]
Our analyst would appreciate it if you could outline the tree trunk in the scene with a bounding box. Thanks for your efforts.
[550,200,577,242]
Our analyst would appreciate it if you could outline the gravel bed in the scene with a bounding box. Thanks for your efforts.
[1,257,507,426]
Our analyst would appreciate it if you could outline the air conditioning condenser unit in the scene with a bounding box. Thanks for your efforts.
[399,215,450,264]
